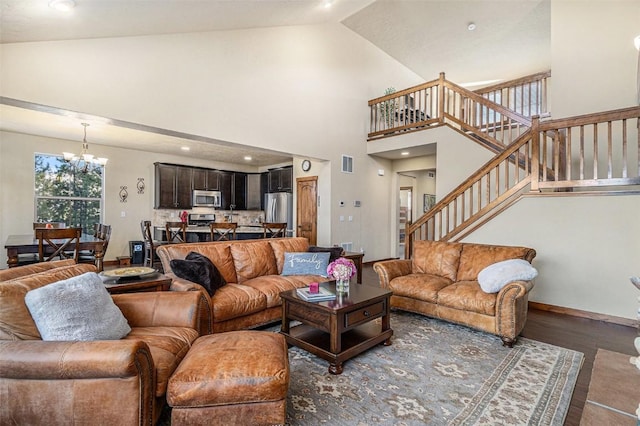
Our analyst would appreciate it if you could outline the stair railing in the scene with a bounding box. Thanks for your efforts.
[368,73,532,153]
[405,130,534,256]
[474,70,551,119]
[405,105,640,256]
[531,106,640,191]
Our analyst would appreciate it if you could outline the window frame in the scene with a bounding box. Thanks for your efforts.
[33,152,106,233]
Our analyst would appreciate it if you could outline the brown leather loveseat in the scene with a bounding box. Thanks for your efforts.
[157,237,327,334]
[0,262,204,425]
[373,240,536,346]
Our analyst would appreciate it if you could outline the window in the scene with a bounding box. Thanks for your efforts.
[34,154,104,234]
[341,155,353,173]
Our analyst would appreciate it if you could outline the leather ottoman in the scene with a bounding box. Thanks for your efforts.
[167,330,290,426]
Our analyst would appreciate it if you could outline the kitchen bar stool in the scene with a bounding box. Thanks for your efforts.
[209,222,237,241]
[165,221,187,243]
[262,222,287,238]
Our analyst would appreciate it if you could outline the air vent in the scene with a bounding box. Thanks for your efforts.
[341,155,353,173]
[427,171,435,178]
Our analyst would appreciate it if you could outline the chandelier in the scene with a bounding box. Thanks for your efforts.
[62,123,108,173]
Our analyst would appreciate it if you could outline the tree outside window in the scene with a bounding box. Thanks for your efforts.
[34,154,104,234]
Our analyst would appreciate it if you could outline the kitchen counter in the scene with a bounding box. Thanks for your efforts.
[154,225,267,242]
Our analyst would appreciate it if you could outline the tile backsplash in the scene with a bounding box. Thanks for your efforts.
[152,209,264,227]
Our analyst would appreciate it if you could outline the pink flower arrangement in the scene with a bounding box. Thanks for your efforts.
[327,257,356,281]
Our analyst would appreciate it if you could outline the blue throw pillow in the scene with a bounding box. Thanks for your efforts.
[282,252,330,277]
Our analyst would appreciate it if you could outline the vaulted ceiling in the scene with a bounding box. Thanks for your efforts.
[0,0,550,164]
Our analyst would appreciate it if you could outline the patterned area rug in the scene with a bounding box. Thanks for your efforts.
[284,311,583,425]
[159,311,583,425]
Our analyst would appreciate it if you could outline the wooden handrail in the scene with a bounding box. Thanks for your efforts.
[405,131,534,255]
[368,73,533,152]
[473,70,550,118]
[369,73,639,255]
[404,105,640,255]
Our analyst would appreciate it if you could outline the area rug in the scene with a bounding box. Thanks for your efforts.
[160,311,583,425]
[580,348,640,425]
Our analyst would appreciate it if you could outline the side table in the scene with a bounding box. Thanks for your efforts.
[102,272,171,294]
[343,251,364,284]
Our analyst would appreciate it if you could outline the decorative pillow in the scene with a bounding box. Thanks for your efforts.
[24,272,131,341]
[282,252,330,277]
[170,251,226,296]
[308,246,344,262]
[478,259,538,293]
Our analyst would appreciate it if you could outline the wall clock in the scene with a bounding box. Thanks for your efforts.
[301,159,311,172]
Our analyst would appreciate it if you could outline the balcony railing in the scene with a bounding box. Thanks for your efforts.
[368,72,550,151]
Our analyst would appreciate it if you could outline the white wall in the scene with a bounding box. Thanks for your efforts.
[465,195,640,319]
[0,23,423,262]
[457,1,640,319]
[0,130,268,265]
[550,1,640,116]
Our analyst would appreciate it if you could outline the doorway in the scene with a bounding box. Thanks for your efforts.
[296,176,318,245]
[398,186,412,259]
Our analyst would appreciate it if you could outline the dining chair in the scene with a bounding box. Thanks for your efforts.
[262,222,287,238]
[35,227,82,263]
[165,221,188,243]
[78,224,111,271]
[141,220,168,270]
[32,222,66,236]
[209,222,237,241]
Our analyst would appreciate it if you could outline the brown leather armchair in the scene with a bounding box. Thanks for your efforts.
[0,263,205,425]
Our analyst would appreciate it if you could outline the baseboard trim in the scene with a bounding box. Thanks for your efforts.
[529,301,637,328]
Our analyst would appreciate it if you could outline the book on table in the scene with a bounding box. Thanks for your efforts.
[296,286,336,302]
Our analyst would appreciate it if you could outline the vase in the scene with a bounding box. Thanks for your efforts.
[336,278,349,294]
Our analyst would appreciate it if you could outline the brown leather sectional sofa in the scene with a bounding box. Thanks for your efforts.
[373,240,536,346]
[157,237,326,334]
[0,261,205,425]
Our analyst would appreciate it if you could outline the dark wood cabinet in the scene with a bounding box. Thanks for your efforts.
[267,167,293,192]
[219,171,233,210]
[192,168,220,191]
[233,172,247,210]
[155,163,193,209]
[155,164,262,211]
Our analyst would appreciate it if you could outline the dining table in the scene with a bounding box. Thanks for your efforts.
[4,233,106,271]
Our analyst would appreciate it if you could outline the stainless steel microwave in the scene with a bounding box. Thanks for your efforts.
[192,190,221,208]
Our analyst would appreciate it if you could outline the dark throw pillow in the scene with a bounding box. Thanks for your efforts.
[308,245,344,262]
[170,252,226,296]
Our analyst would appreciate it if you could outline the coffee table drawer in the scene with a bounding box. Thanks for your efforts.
[345,301,385,328]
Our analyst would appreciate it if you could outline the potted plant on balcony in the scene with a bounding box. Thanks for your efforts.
[378,87,397,130]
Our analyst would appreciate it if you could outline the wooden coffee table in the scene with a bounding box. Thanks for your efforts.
[280,282,393,375]
[101,271,171,294]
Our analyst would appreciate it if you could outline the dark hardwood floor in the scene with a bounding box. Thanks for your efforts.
[361,263,637,425]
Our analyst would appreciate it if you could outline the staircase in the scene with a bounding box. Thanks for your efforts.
[368,72,640,257]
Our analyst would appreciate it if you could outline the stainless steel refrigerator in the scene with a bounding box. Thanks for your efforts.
[264,192,293,235]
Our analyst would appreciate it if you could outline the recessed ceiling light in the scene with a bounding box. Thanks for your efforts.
[401,151,410,156]
[49,0,76,12]
[181,146,190,151]
[467,22,477,31]
[244,156,252,161]
[322,0,334,9]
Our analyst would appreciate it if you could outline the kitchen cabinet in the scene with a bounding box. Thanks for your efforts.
[154,163,193,209]
[192,168,220,191]
[233,172,247,210]
[267,167,293,192]
[219,171,233,210]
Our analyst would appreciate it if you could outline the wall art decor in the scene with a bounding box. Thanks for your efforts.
[119,186,128,203]
[137,178,145,194]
